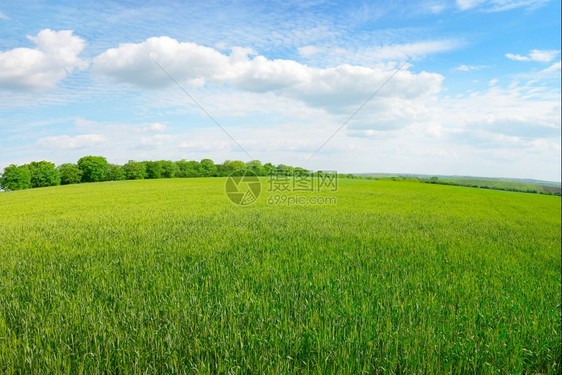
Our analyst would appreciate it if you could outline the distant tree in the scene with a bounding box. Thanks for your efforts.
[246,160,265,176]
[175,160,188,178]
[176,160,201,178]
[0,164,31,191]
[159,160,177,178]
[293,167,311,177]
[58,163,83,185]
[219,160,246,176]
[123,160,147,180]
[145,160,177,179]
[200,159,217,177]
[216,161,229,176]
[229,160,246,171]
[145,161,163,179]
[263,162,276,176]
[276,164,294,176]
[78,156,109,182]
[27,161,60,188]
[106,164,125,181]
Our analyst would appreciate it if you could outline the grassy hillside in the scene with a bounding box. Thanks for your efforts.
[431,178,561,194]
[0,178,560,373]
[355,173,562,195]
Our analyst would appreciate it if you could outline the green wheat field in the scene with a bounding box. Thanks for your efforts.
[0,178,560,373]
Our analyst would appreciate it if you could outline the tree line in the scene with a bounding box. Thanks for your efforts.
[0,156,357,191]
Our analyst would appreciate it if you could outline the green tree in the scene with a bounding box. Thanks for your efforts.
[293,167,311,177]
[107,164,125,181]
[216,162,228,176]
[145,161,163,179]
[246,160,265,176]
[276,164,294,176]
[144,160,176,179]
[175,160,188,178]
[175,160,201,178]
[263,162,276,176]
[218,160,246,176]
[200,159,218,177]
[0,164,31,191]
[58,163,83,185]
[78,156,109,182]
[28,161,60,188]
[159,160,177,178]
[123,160,147,180]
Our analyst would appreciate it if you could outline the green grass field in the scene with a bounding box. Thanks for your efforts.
[0,178,560,373]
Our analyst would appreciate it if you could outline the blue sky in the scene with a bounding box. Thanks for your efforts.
[0,0,560,180]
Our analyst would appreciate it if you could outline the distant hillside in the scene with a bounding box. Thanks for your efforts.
[354,173,561,195]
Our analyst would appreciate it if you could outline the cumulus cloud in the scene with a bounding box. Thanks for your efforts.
[506,49,559,63]
[92,37,229,89]
[37,134,105,149]
[93,37,444,112]
[0,29,88,91]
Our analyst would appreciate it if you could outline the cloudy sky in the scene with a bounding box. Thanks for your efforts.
[0,0,560,180]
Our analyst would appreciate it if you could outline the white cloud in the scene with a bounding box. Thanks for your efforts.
[0,29,88,91]
[456,0,486,10]
[457,0,548,11]
[529,49,559,62]
[455,64,471,71]
[93,37,229,89]
[8,77,560,180]
[426,2,447,13]
[299,40,460,66]
[428,84,560,142]
[147,122,166,132]
[297,45,324,57]
[37,134,105,149]
[542,61,561,74]
[93,37,444,113]
[351,40,458,62]
[506,49,559,63]
[140,134,174,146]
[506,54,527,61]
[453,64,489,71]
[0,11,8,20]
[515,61,561,81]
